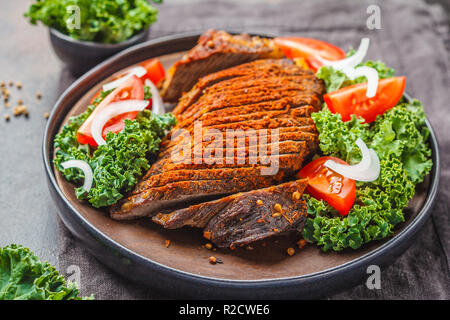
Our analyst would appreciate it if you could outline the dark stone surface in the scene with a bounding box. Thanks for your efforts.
[0,0,64,265]
[1,0,448,299]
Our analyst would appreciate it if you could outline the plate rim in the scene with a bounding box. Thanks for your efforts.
[42,31,441,289]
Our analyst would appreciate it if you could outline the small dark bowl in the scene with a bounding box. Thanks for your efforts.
[49,28,150,76]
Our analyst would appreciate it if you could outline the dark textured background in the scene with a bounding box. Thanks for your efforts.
[0,0,448,299]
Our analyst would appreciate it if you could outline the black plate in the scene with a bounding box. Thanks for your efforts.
[43,32,440,299]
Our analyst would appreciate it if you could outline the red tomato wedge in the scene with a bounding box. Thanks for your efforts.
[296,156,356,216]
[77,75,144,147]
[88,58,164,106]
[324,76,406,123]
[140,58,165,85]
[274,37,346,71]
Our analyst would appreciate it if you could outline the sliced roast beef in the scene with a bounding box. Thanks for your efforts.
[110,59,325,220]
[111,174,284,220]
[153,179,308,249]
[160,29,284,102]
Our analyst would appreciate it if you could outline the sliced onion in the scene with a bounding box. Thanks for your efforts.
[102,66,147,91]
[342,66,379,98]
[61,160,93,192]
[144,79,165,115]
[324,138,380,182]
[317,38,370,70]
[91,100,149,146]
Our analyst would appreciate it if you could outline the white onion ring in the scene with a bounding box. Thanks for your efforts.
[144,79,165,115]
[91,100,149,146]
[317,38,370,70]
[342,66,379,98]
[61,160,93,192]
[102,66,147,91]
[324,138,380,182]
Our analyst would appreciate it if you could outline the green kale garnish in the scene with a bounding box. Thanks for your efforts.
[83,111,176,207]
[0,244,92,300]
[92,89,113,106]
[53,97,176,208]
[25,0,161,44]
[53,105,94,185]
[304,99,432,251]
[316,50,396,93]
[144,85,152,100]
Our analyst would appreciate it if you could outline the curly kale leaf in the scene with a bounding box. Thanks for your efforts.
[144,85,152,100]
[304,99,432,251]
[371,99,432,183]
[53,104,94,184]
[86,111,176,207]
[316,51,395,93]
[311,110,370,164]
[53,93,176,207]
[25,0,160,44]
[0,244,92,300]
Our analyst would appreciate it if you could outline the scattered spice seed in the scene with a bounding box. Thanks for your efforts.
[0,81,5,87]
[36,92,42,100]
[272,212,281,217]
[44,112,49,119]
[8,81,13,87]
[209,256,217,264]
[287,247,295,256]
[16,81,22,89]
[256,199,263,205]
[274,203,282,213]
[292,191,301,201]
[4,114,10,121]
[17,99,23,105]
[297,239,307,249]
[205,243,213,250]
[165,240,170,248]
[13,105,28,117]
[209,256,223,264]
[5,102,10,108]
[203,231,211,240]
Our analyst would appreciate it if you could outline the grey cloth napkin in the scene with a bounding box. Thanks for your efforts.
[57,0,450,299]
